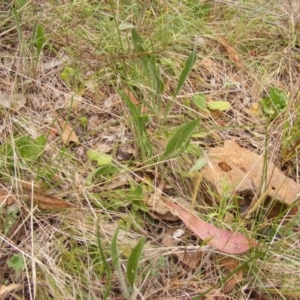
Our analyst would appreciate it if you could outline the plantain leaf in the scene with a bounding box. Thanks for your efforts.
[163,119,200,159]
[126,237,146,289]
[173,49,197,99]
[111,227,130,299]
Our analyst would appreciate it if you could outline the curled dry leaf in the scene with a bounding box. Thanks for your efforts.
[145,181,180,221]
[0,188,16,206]
[58,119,79,145]
[204,140,300,217]
[20,181,76,210]
[219,257,243,293]
[146,195,179,221]
[218,35,244,69]
[0,284,22,298]
[0,93,26,111]
[162,198,257,254]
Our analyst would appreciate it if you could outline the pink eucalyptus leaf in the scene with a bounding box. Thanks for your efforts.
[163,199,257,254]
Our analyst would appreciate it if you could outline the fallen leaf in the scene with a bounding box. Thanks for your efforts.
[58,119,79,145]
[20,181,76,210]
[145,181,180,221]
[219,257,243,293]
[162,198,257,254]
[0,93,26,111]
[218,35,244,69]
[0,188,16,206]
[0,284,22,298]
[204,140,300,218]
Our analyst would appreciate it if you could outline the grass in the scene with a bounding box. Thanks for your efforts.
[0,0,300,299]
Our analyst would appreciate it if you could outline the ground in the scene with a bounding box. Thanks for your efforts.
[0,0,300,299]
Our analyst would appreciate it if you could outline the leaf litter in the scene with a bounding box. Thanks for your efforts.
[203,140,300,218]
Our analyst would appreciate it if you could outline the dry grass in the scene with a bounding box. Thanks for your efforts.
[0,0,300,299]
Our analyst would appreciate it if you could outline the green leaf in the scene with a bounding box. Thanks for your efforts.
[15,0,27,8]
[269,87,287,110]
[260,87,288,119]
[173,49,197,99]
[36,24,45,58]
[12,8,23,42]
[111,227,130,298]
[193,94,207,109]
[120,91,152,159]
[189,156,207,173]
[87,150,112,166]
[131,28,144,52]
[261,98,274,115]
[163,119,200,159]
[16,135,46,161]
[86,165,120,184]
[207,101,231,111]
[7,253,25,271]
[126,237,146,289]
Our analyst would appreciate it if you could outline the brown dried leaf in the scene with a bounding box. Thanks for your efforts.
[218,35,244,68]
[21,182,76,210]
[0,188,16,206]
[219,257,243,293]
[58,119,79,145]
[0,284,22,298]
[162,198,257,254]
[204,140,300,217]
[0,93,26,111]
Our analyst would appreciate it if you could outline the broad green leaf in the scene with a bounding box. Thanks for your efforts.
[16,135,46,161]
[207,100,231,111]
[86,165,120,184]
[131,28,144,52]
[36,24,45,58]
[111,227,130,298]
[126,237,146,289]
[163,119,200,159]
[260,87,288,119]
[173,49,197,99]
[7,254,25,271]
[269,87,287,110]
[189,156,207,173]
[87,150,112,166]
[193,94,207,109]
[261,98,274,115]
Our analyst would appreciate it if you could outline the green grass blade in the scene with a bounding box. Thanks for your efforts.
[96,220,111,299]
[173,48,197,99]
[126,237,146,289]
[111,226,130,299]
[163,119,200,159]
[12,8,23,43]
[120,91,152,160]
[36,24,45,59]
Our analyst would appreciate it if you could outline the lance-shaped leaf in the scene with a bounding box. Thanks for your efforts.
[162,198,257,254]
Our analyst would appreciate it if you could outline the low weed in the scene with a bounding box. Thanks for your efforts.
[0,0,299,299]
